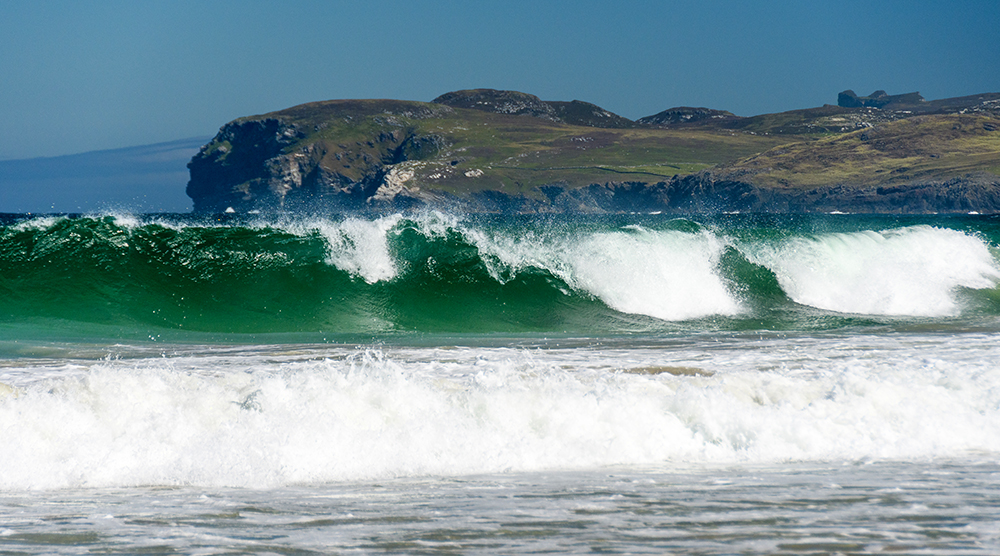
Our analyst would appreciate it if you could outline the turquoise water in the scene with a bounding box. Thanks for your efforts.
[2,211,1000,553]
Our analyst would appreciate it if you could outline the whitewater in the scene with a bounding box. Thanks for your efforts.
[2,211,1000,553]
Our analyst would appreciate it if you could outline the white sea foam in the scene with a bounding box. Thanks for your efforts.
[563,229,739,320]
[468,225,740,321]
[307,215,402,283]
[3,335,999,491]
[743,226,1000,316]
[103,212,143,230]
[8,215,65,232]
[405,210,465,239]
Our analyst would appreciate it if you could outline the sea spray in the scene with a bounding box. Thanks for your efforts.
[310,215,402,283]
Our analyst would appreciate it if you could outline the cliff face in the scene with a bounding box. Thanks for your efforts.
[186,102,457,212]
[186,89,1000,214]
[437,173,1000,215]
[656,172,1000,214]
[186,118,305,212]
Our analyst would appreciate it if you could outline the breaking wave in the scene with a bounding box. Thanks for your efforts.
[1,212,998,336]
[3,337,1000,490]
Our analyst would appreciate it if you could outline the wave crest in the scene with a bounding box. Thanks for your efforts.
[742,226,1000,316]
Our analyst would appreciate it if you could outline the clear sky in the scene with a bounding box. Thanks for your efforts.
[1,0,999,160]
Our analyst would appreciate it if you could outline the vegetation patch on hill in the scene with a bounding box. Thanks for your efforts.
[724,114,1000,189]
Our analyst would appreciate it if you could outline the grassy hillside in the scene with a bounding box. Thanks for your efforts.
[229,98,796,198]
[723,114,1000,189]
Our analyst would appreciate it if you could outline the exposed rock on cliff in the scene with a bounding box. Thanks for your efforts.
[547,100,637,128]
[657,171,1000,214]
[837,89,1000,115]
[186,118,307,212]
[187,100,459,212]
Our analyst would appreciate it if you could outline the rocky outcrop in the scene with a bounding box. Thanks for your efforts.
[432,89,635,128]
[838,90,1000,116]
[547,100,636,128]
[637,107,740,127]
[432,90,739,130]
[187,114,452,213]
[432,89,560,121]
[186,118,307,212]
[838,89,926,109]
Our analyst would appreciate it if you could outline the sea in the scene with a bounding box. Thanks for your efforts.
[2,210,1000,554]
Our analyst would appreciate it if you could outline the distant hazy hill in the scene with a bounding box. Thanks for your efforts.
[185,88,1000,214]
[0,137,209,213]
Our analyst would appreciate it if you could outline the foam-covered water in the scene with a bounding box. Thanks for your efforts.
[2,333,999,491]
[2,462,998,554]
[2,211,1000,553]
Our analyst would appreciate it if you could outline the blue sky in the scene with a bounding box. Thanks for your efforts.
[1,0,999,160]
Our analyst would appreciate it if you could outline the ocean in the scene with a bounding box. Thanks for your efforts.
[2,211,1000,554]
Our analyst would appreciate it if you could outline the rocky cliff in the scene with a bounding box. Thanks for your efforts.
[186,100,459,212]
[187,89,1000,214]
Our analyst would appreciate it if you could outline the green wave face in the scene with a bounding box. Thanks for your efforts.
[1,213,999,339]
